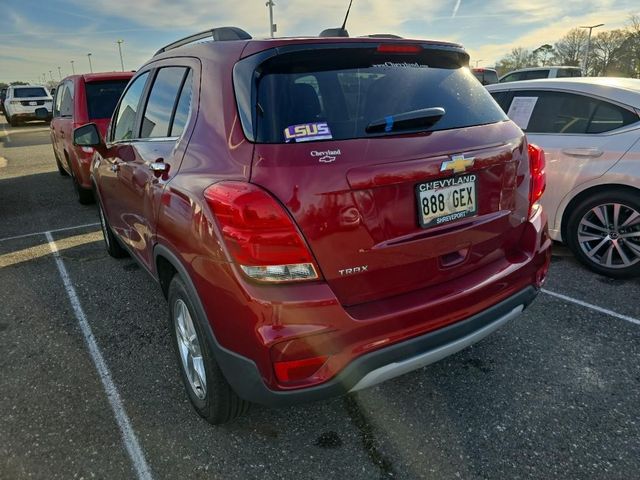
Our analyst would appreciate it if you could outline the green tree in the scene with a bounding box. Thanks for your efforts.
[590,29,628,76]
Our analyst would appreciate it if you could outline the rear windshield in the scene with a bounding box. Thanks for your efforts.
[237,46,507,143]
[473,70,498,85]
[13,87,48,98]
[85,80,130,119]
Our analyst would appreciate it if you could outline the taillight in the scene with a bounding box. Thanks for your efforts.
[204,181,319,283]
[376,44,422,54]
[528,143,546,217]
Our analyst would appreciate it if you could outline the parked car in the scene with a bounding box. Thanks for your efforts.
[487,78,640,277]
[0,88,7,116]
[76,27,551,424]
[499,66,582,83]
[472,67,498,85]
[49,72,134,203]
[3,85,53,126]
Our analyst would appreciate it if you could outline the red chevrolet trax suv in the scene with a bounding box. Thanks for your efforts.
[49,72,134,204]
[74,27,551,424]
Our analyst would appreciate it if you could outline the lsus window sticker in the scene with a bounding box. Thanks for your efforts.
[284,122,333,143]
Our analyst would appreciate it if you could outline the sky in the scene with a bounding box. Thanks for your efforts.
[0,0,639,83]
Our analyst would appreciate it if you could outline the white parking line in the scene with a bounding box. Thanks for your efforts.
[45,231,154,480]
[542,288,640,326]
[0,222,100,243]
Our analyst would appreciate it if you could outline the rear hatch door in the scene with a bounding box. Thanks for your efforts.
[240,43,529,306]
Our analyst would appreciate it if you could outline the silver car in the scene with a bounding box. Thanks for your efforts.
[487,78,640,278]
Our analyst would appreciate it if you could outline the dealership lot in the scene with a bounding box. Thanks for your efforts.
[1,117,639,479]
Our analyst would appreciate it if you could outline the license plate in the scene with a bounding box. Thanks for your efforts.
[416,174,477,228]
[29,101,37,106]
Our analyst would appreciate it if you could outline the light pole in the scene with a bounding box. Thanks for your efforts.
[580,23,604,74]
[57,66,62,80]
[49,70,54,81]
[42,73,46,84]
[116,40,125,71]
[474,60,483,68]
[87,53,93,73]
[266,0,276,38]
[70,60,75,74]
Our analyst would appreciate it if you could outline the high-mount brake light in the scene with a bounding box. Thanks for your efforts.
[204,181,319,283]
[376,44,422,54]
[528,143,546,218]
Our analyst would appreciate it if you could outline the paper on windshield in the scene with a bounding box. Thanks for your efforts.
[507,96,538,130]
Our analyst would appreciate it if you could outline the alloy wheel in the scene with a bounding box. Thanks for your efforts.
[577,203,640,269]
[174,299,207,400]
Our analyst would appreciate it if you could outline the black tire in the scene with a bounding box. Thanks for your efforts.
[566,189,640,278]
[168,275,250,425]
[71,170,94,204]
[54,150,69,176]
[97,197,128,258]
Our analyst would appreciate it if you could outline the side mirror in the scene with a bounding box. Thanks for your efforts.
[73,123,104,148]
[35,107,49,120]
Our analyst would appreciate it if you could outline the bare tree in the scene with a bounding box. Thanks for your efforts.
[495,47,537,75]
[553,28,588,66]
[533,44,554,66]
[590,29,629,76]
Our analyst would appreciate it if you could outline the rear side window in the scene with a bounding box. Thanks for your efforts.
[588,101,639,133]
[556,68,582,78]
[508,91,638,134]
[170,70,193,137]
[112,72,149,142]
[85,80,130,120]
[523,70,549,80]
[499,72,524,83]
[141,67,188,138]
[59,82,74,117]
[239,46,506,143]
[13,87,47,98]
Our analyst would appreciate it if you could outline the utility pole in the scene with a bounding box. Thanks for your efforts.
[70,60,75,74]
[116,40,125,71]
[266,1,276,38]
[474,60,483,67]
[580,23,604,74]
[57,66,62,80]
[49,70,54,81]
[87,53,93,73]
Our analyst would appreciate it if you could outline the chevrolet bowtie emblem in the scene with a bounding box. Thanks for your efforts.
[440,154,475,174]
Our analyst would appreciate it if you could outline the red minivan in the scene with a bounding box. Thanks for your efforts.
[49,72,133,203]
[76,28,551,424]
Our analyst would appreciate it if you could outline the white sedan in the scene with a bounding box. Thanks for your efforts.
[487,78,640,278]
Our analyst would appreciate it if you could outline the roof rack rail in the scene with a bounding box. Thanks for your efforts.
[154,27,251,56]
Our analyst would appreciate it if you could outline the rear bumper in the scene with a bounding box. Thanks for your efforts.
[216,286,538,406]
[9,111,52,121]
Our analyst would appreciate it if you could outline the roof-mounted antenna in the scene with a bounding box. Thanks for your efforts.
[319,0,353,37]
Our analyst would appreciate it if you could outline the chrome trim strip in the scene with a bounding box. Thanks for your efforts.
[349,304,524,392]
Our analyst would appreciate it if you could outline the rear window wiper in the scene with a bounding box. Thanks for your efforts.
[365,107,446,134]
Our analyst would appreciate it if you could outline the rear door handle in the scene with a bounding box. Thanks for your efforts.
[561,148,603,158]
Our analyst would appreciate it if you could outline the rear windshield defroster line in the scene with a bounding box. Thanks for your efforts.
[233,44,507,144]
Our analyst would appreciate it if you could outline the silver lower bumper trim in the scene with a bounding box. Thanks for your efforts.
[349,304,524,392]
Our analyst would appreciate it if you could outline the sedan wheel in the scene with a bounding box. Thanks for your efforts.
[567,191,640,278]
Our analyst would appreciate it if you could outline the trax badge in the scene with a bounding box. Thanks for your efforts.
[284,122,333,143]
[440,154,475,174]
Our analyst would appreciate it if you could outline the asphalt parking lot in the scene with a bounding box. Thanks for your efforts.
[1,116,639,480]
